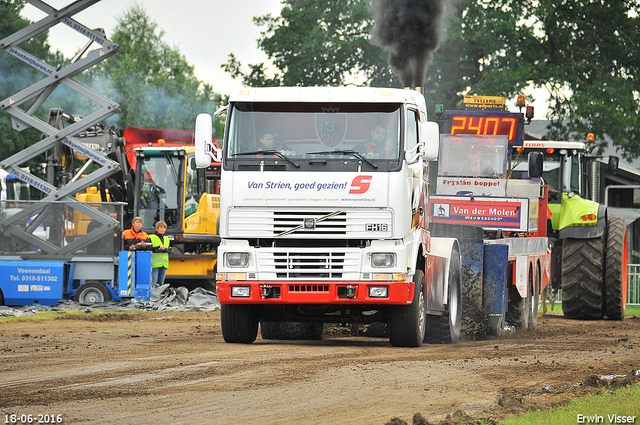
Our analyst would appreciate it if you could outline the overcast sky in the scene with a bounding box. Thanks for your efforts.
[20,0,284,95]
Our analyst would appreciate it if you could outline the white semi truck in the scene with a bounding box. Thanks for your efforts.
[195,87,461,347]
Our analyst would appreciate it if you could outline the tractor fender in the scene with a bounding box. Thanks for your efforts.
[558,204,606,240]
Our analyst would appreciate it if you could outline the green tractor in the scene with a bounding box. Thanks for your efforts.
[519,138,627,320]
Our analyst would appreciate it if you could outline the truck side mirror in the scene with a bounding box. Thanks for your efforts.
[421,121,440,161]
[194,113,220,167]
[607,155,619,173]
[528,151,543,178]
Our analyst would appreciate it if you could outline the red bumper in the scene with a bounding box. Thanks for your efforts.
[217,280,414,305]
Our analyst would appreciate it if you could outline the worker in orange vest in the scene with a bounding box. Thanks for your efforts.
[123,217,150,251]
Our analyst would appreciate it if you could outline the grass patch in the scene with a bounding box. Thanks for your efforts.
[500,383,640,425]
[540,304,640,317]
[0,309,143,323]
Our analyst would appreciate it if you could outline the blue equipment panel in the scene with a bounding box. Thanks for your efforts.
[0,260,66,306]
[134,251,152,301]
[117,251,151,301]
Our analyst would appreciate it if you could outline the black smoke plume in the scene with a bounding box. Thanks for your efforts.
[370,0,447,88]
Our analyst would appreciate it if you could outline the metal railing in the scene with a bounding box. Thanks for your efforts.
[628,264,640,306]
[551,264,640,307]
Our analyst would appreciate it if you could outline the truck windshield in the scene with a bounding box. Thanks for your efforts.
[139,155,181,229]
[226,102,402,162]
[511,151,580,194]
[438,135,508,178]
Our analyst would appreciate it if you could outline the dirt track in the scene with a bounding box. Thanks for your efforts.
[1,310,639,425]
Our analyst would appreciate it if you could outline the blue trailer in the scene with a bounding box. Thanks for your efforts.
[0,251,152,306]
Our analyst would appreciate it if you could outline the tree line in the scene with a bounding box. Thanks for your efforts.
[1,0,639,162]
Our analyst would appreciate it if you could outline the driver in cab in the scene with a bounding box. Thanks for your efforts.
[355,123,395,159]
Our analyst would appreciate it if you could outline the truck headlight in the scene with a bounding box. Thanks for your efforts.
[231,286,251,297]
[225,252,250,267]
[369,286,389,298]
[371,253,396,268]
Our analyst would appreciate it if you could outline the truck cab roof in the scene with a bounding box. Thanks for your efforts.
[522,140,587,150]
[228,87,426,110]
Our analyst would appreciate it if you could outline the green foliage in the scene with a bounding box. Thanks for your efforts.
[88,4,224,133]
[226,0,640,160]
[533,0,640,160]
[222,53,281,88]
[426,0,640,159]
[424,0,540,111]
[0,0,55,166]
[223,0,398,88]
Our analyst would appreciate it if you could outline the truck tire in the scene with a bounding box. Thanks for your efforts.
[424,247,462,344]
[260,322,324,340]
[561,236,605,319]
[73,281,112,304]
[529,264,540,330]
[388,269,427,347]
[506,266,531,330]
[221,304,258,343]
[605,217,627,320]
[0,288,4,306]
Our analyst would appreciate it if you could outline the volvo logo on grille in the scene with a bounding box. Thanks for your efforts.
[304,218,316,229]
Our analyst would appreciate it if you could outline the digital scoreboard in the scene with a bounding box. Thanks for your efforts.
[444,110,524,145]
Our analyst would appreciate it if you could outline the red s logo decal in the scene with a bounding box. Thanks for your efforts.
[349,175,372,194]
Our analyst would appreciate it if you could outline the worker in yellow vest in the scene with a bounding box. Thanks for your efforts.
[149,221,171,287]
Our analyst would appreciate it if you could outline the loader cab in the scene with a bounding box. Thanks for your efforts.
[133,148,207,234]
[1,172,31,204]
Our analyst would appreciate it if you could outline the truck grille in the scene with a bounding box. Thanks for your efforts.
[275,252,345,278]
[228,209,392,238]
[274,211,346,235]
[257,249,361,280]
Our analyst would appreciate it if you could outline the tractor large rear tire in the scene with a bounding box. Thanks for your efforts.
[221,304,258,343]
[388,270,427,347]
[562,236,605,319]
[424,247,462,344]
[605,217,627,320]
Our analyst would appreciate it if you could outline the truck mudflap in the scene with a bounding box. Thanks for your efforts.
[216,280,414,305]
[482,244,509,336]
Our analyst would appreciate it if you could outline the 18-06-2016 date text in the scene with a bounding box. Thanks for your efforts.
[4,414,63,424]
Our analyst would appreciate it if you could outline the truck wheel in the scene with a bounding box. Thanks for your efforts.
[73,281,112,304]
[221,304,258,344]
[0,288,4,306]
[506,266,531,330]
[605,217,627,320]
[388,269,427,347]
[260,322,324,340]
[424,247,462,344]
[562,236,605,319]
[528,265,540,330]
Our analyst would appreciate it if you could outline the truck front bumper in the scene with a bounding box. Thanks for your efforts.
[216,280,414,305]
